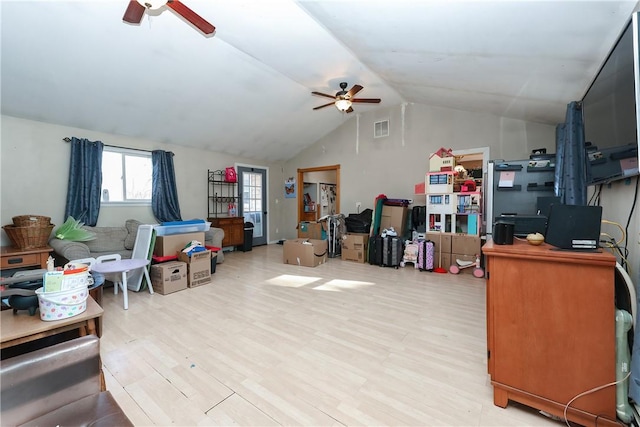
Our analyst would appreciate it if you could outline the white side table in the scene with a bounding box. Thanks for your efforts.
[91,259,153,310]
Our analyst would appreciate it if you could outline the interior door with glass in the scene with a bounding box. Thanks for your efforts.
[238,165,267,246]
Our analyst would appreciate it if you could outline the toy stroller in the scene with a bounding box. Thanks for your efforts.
[449,254,484,278]
[400,240,419,268]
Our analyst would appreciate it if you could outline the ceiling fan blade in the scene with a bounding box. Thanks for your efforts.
[311,91,336,100]
[313,102,335,110]
[345,107,354,113]
[351,98,381,104]
[167,0,216,34]
[123,0,145,24]
[346,84,363,99]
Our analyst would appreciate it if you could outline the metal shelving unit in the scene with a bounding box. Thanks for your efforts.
[207,169,239,218]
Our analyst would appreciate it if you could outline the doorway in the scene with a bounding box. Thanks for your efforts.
[297,165,340,224]
[238,165,268,246]
[452,147,490,235]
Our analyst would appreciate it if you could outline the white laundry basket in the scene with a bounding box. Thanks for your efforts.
[36,285,89,321]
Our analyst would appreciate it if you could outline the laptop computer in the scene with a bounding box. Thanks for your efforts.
[544,204,603,251]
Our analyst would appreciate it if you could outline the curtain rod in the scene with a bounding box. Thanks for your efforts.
[63,137,151,153]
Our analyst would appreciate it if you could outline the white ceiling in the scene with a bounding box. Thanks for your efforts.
[1,0,638,162]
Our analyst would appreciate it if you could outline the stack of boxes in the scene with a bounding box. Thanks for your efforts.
[283,239,328,267]
[178,249,213,288]
[150,262,188,295]
[340,204,408,264]
[297,221,326,239]
[426,231,481,273]
[151,231,213,294]
[287,219,329,267]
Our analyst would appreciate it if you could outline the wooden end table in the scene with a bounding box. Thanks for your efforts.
[1,246,53,270]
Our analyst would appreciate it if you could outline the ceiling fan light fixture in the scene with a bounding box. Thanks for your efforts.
[137,0,168,10]
[335,99,352,112]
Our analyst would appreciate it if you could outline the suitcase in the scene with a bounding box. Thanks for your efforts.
[368,235,383,265]
[326,215,341,258]
[416,239,435,271]
[381,236,403,268]
[367,236,382,265]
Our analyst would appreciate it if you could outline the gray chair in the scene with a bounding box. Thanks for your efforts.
[1,336,133,426]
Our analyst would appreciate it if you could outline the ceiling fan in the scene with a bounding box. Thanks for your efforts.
[312,82,381,113]
[122,0,215,35]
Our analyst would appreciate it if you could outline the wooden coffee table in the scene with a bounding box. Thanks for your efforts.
[1,296,103,349]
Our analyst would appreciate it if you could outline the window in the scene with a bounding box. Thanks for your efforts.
[101,147,152,204]
[374,119,389,138]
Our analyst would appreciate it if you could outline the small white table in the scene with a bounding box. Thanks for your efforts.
[91,259,153,310]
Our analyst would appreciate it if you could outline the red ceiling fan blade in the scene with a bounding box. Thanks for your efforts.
[346,84,363,99]
[351,98,381,104]
[167,0,215,34]
[313,102,336,110]
[123,0,145,24]
[312,91,337,100]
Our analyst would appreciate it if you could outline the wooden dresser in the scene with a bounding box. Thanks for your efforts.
[1,246,53,270]
[209,217,244,248]
[482,239,617,427]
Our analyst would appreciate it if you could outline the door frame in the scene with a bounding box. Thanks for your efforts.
[297,164,340,224]
[237,163,269,246]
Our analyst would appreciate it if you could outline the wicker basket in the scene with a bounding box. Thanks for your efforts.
[2,224,54,249]
[12,215,52,227]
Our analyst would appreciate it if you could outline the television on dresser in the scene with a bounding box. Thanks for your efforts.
[582,11,640,185]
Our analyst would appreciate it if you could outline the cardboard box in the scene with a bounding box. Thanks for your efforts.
[297,222,326,240]
[150,261,188,295]
[178,249,211,287]
[341,233,369,263]
[154,232,205,257]
[451,234,481,255]
[438,252,452,270]
[426,232,452,254]
[283,239,328,267]
[380,205,408,235]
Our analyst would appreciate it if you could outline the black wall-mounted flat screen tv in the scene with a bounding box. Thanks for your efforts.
[582,11,640,185]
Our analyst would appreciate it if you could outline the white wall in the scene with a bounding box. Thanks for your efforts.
[3,109,636,278]
[281,102,555,234]
[283,102,638,279]
[0,115,281,245]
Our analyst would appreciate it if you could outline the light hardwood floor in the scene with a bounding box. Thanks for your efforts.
[100,244,562,426]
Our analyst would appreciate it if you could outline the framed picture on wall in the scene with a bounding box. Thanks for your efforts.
[285,177,296,198]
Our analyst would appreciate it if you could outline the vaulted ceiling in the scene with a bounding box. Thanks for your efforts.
[1,1,638,162]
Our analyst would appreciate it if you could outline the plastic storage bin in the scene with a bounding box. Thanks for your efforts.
[155,221,211,236]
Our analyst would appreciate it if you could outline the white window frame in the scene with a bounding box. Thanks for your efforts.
[374,119,390,138]
[101,147,152,206]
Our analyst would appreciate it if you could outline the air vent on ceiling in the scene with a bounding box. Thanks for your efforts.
[374,120,389,138]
